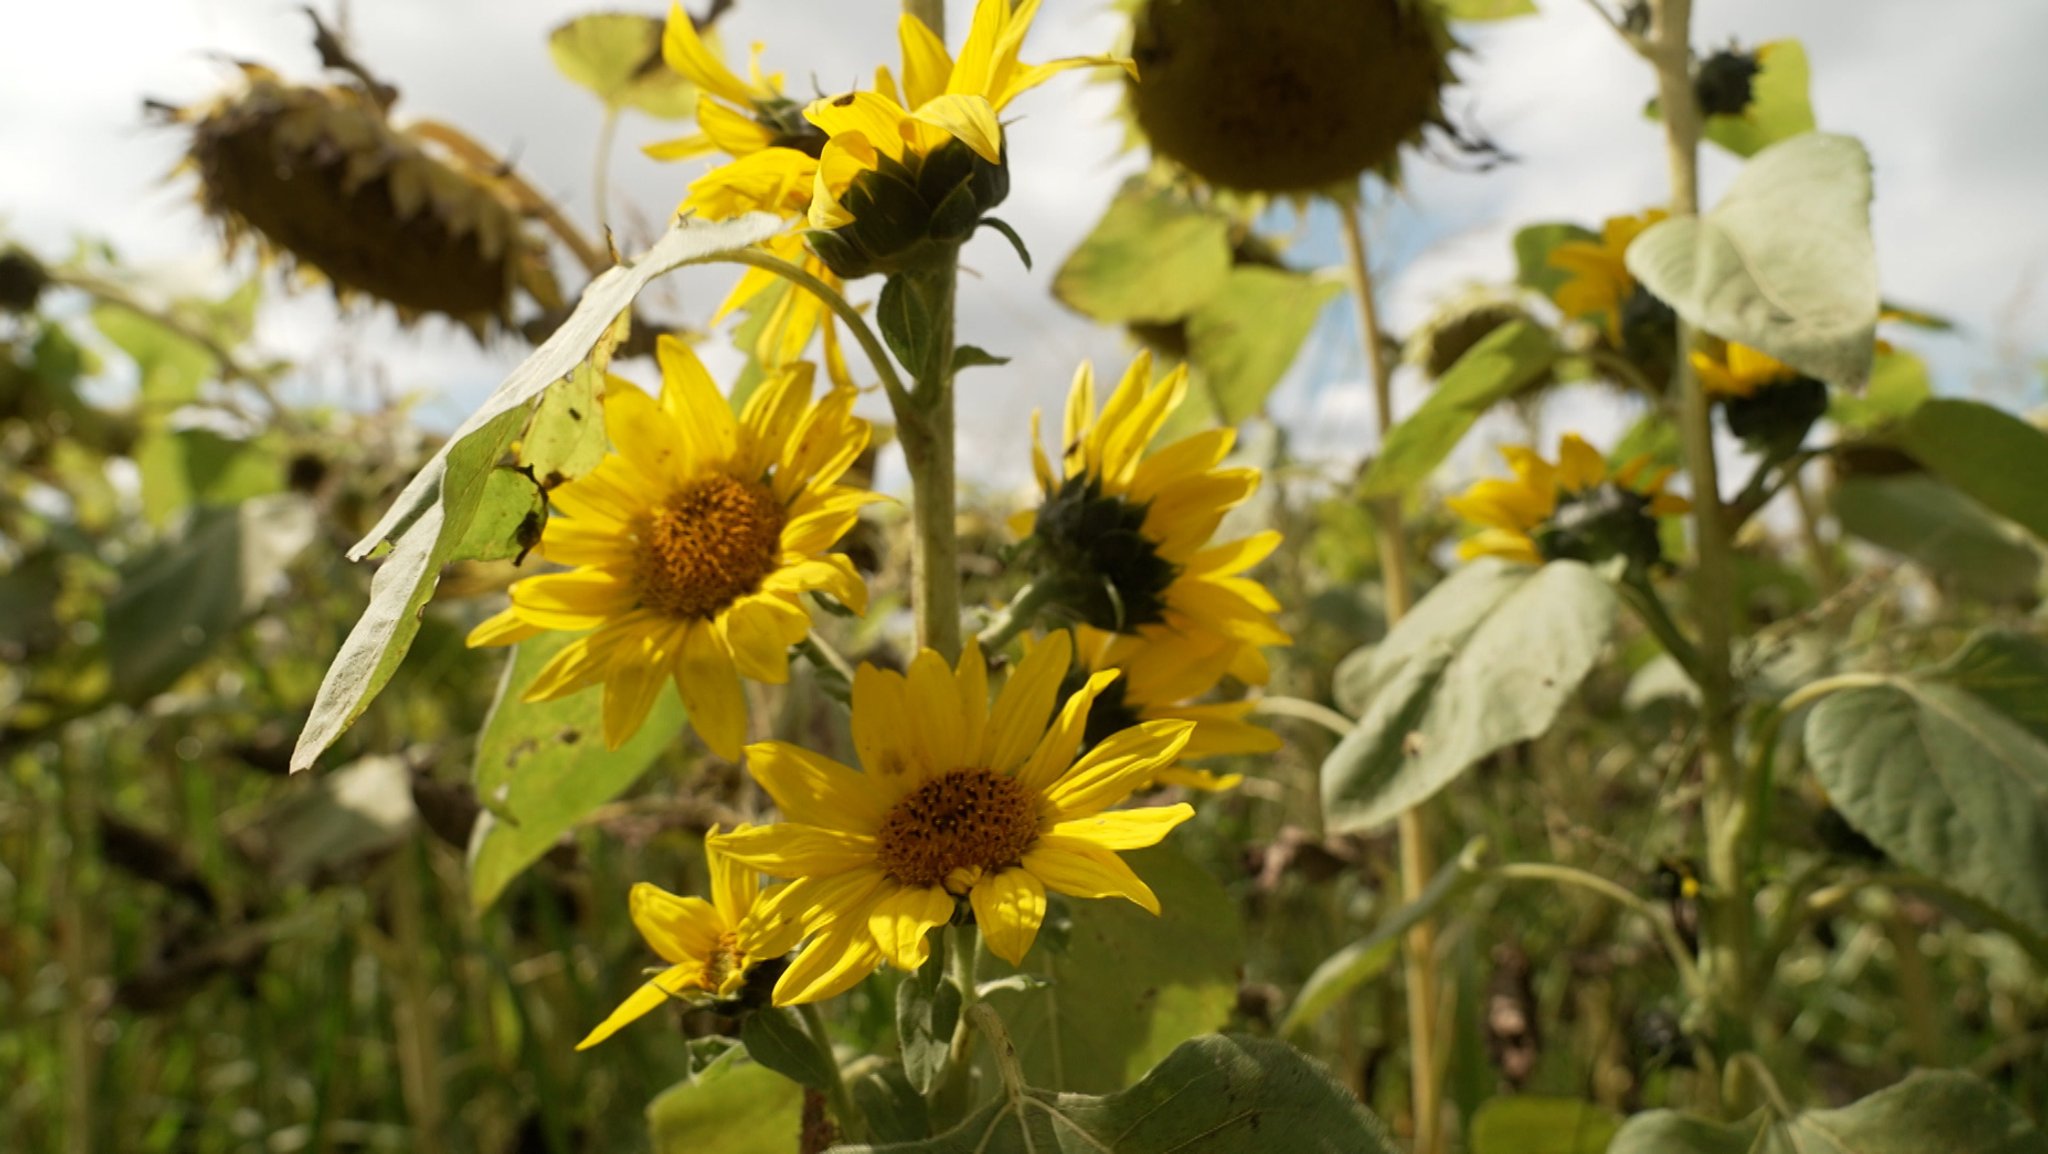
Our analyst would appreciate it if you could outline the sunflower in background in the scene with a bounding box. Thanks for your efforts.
[1448,433,1689,569]
[1020,351,1291,682]
[1062,625,1282,792]
[467,338,874,758]
[576,826,800,1050]
[1691,338,1830,454]
[1547,209,1677,382]
[711,635,1196,1005]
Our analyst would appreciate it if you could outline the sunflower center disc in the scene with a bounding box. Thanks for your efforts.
[876,769,1040,891]
[635,474,785,620]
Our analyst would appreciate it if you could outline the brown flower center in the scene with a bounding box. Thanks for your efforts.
[634,474,785,620]
[876,769,1041,892]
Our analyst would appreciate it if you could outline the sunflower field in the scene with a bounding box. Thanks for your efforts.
[8,1,2048,1151]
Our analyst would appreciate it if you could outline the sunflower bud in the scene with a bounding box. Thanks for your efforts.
[1694,48,1763,119]
[805,138,1009,281]
[1723,374,1827,456]
[1533,485,1667,572]
[0,249,47,314]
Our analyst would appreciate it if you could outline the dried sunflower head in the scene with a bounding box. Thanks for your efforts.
[167,65,561,335]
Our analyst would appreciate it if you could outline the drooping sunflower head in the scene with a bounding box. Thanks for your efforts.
[1548,209,1675,373]
[166,65,560,335]
[1056,625,1280,791]
[1692,340,1829,454]
[576,824,802,1050]
[1021,352,1291,669]
[1126,0,1458,193]
[710,634,1198,1004]
[467,337,876,759]
[1447,433,1690,570]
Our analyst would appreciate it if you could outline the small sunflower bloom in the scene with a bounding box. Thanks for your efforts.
[1548,210,1671,351]
[711,634,1197,1005]
[1692,340,1829,453]
[1448,433,1689,569]
[1020,351,1291,678]
[1691,341,1799,399]
[467,337,876,759]
[576,827,801,1050]
[1060,625,1284,793]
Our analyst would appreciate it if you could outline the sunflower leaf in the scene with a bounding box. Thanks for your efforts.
[1831,474,2039,602]
[1357,320,1557,500]
[648,1047,804,1154]
[897,932,961,1094]
[1052,181,1232,324]
[1624,133,1878,386]
[740,1006,837,1092]
[1896,397,2048,545]
[548,13,699,119]
[1609,1070,2048,1154]
[1321,559,1617,833]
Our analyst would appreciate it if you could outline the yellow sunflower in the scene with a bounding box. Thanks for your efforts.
[1447,433,1689,566]
[1020,351,1291,680]
[1548,209,1667,344]
[577,825,800,1050]
[1690,340,1799,399]
[710,634,1197,1005]
[467,337,875,759]
[1061,625,1283,793]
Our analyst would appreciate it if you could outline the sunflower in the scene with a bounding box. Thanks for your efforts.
[1447,433,1689,567]
[1547,209,1668,346]
[1061,624,1283,792]
[576,825,801,1050]
[1690,340,1798,399]
[467,336,875,759]
[1020,351,1291,679]
[710,634,1197,1005]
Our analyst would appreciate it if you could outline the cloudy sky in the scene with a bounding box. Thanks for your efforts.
[5,0,2045,492]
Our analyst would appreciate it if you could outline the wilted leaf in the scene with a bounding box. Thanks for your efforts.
[468,630,687,910]
[1831,474,2039,602]
[1322,560,1617,833]
[1185,266,1343,423]
[519,362,608,486]
[977,844,1242,1093]
[827,1034,1397,1153]
[1358,320,1557,499]
[1897,398,2048,544]
[1053,181,1232,324]
[1626,134,1878,386]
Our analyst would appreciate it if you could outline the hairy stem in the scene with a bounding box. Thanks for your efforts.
[800,1001,867,1142]
[1339,195,1442,1153]
[897,263,963,659]
[711,249,913,411]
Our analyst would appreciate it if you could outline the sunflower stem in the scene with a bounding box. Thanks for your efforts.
[975,581,1060,653]
[712,248,914,414]
[1339,194,1444,1154]
[1616,570,1705,687]
[1641,0,1757,1084]
[930,924,983,1122]
[896,261,965,660]
[799,1001,868,1142]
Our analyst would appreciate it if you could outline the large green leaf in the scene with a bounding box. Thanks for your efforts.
[92,303,215,408]
[1185,266,1343,423]
[648,1049,804,1154]
[1831,474,2040,602]
[1321,560,1617,833]
[1897,398,2048,545]
[105,494,316,704]
[1805,671,2048,936]
[519,361,608,487]
[1357,320,1558,500]
[1052,182,1232,324]
[1609,1070,2048,1154]
[1702,40,1817,159]
[134,428,283,527]
[468,630,686,910]
[298,213,779,773]
[976,843,1241,1094]
[1281,838,1486,1038]
[1936,630,2048,744]
[1468,1096,1621,1154]
[1625,133,1878,386]
[827,1034,1397,1153]
[1828,347,1929,432]
[549,13,699,118]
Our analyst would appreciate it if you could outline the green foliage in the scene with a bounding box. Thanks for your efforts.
[1437,0,1538,21]
[898,935,963,1094]
[1897,397,2048,544]
[1054,182,1233,324]
[1608,1070,2048,1154]
[977,844,1242,1094]
[1357,319,1558,499]
[827,1034,1398,1154]
[1184,266,1344,423]
[1831,474,2040,601]
[1829,347,1930,431]
[648,1049,806,1154]
[520,361,608,485]
[1626,133,1879,386]
[1804,637,2048,936]
[549,12,699,117]
[134,429,283,527]
[740,1007,838,1090]
[1468,1096,1621,1154]
[1512,222,1598,299]
[1322,560,1618,833]
[468,629,687,910]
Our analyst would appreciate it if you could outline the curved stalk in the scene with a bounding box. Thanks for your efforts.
[1493,863,1706,1000]
[1252,695,1356,738]
[709,249,914,411]
[1338,195,1443,1154]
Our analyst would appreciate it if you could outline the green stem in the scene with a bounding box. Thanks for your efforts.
[896,263,963,659]
[1617,570,1705,685]
[799,1001,867,1142]
[929,925,983,1121]
[1252,695,1356,737]
[975,581,1059,652]
[1493,863,1707,1000]
[798,632,856,702]
[712,249,913,412]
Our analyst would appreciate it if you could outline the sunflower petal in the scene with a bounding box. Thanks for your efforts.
[630,882,725,965]
[743,742,888,831]
[1047,804,1193,851]
[986,630,1070,772]
[1043,719,1194,819]
[674,621,747,760]
[774,919,886,1006]
[970,868,1046,966]
[866,883,956,971]
[712,822,879,878]
[1021,836,1161,915]
[576,965,697,1050]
